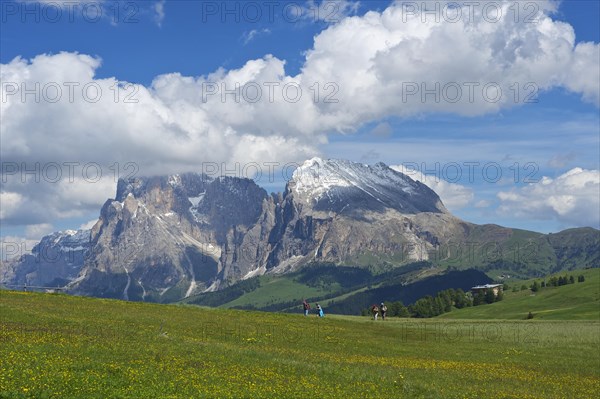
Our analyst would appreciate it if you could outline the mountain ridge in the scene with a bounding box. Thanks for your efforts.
[2,158,598,302]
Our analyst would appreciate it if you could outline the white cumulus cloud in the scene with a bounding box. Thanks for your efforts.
[79,219,99,230]
[497,168,600,227]
[24,223,54,240]
[0,192,24,220]
[0,236,38,261]
[391,165,474,210]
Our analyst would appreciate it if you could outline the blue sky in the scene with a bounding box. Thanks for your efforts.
[2,1,598,80]
[1,0,599,245]
[2,1,598,79]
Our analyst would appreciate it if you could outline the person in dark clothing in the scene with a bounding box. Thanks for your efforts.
[302,299,311,316]
[371,304,379,320]
[380,302,388,320]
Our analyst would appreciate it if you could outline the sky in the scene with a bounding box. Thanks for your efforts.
[1,0,599,256]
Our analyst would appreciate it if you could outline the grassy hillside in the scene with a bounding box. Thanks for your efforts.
[184,263,428,311]
[223,275,331,309]
[438,268,600,320]
[1,290,599,398]
[185,264,489,315]
[435,226,599,280]
[546,228,600,270]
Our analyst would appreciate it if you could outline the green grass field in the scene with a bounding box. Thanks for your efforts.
[1,289,599,398]
[438,268,600,320]
[221,275,334,309]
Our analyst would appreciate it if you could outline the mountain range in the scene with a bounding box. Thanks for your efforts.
[1,158,598,303]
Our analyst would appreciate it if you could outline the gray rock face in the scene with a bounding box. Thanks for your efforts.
[264,158,459,271]
[71,173,270,301]
[0,230,91,289]
[0,158,482,301]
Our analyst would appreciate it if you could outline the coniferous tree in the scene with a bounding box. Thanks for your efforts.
[453,289,468,309]
[439,291,452,312]
[398,305,410,318]
[473,292,484,306]
[465,292,474,307]
[432,297,442,316]
[558,275,568,286]
[527,311,534,319]
[390,301,402,317]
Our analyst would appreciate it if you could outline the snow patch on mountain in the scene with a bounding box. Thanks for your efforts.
[168,174,182,187]
[44,229,90,251]
[292,158,352,203]
[188,192,205,208]
[289,158,427,210]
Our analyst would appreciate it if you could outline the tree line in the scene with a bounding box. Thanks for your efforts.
[360,286,503,318]
[525,273,584,292]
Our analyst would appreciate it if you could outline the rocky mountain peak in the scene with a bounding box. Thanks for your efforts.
[287,158,447,215]
[0,229,91,290]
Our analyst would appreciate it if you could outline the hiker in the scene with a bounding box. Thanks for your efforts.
[380,302,388,320]
[371,304,379,320]
[316,303,324,317]
[302,299,311,316]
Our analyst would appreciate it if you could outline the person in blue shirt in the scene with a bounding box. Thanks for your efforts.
[316,303,324,317]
